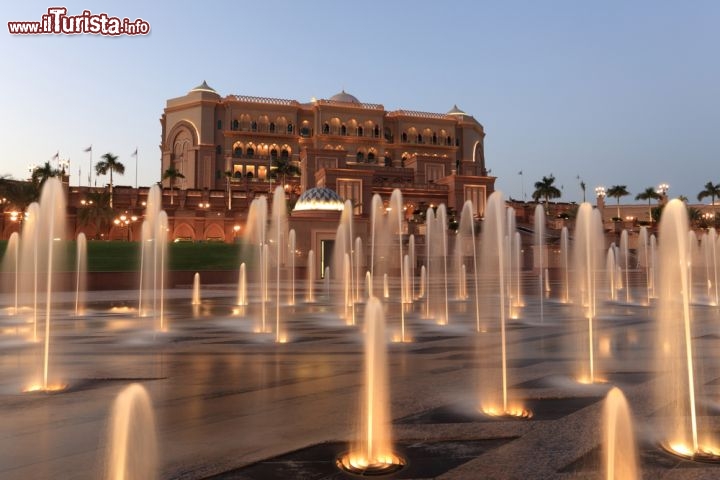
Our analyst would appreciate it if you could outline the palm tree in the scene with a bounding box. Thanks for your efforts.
[95,153,125,208]
[635,187,661,222]
[77,190,114,239]
[606,185,630,220]
[697,182,720,222]
[162,164,185,205]
[31,161,61,188]
[532,175,562,211]
[270,155,301,186]
[0,176,39,213]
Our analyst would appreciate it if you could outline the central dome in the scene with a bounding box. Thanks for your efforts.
[293,187,345,212]
[329,90,360,104]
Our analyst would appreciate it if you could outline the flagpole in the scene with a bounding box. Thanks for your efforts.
[135,147,138,189]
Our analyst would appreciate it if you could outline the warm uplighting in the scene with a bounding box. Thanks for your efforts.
[482,405,533,419]
[23,383,68,393]
[662,442,720,462]
[336,452,406,475]
[576,375,607,385]
[198,202,210,209]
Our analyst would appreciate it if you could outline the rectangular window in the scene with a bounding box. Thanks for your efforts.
[426,164,445,183]
[316,156,339,171]
[463,185,486,217]
[337,179,362,214]
[217,120,222,130]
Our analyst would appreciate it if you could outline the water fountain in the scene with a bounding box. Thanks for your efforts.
[606,247,618,302]
[18,178,67,393]
[619,230,631,303]
[306,250,315,303]
[560,226,570,303]
[336,297,405,475]
[288,229,296,306]
[425,204,449,324]
[244,196,268,333]
[638,226,652,305]
[369,190,408,341]
[603,387,640,480]
[75,232,87,316]
[191,272,201,305]
[478,191,529,418]
[104,383,157,480]
[457,200,481,331]
[138,186,168,332]
[270,187,289,342]
[534,204,546,323]
[237,262,247,306]
[573,203,604,384]
[334,201,356,325]
[656,199,720,460]
[1,231,20,314]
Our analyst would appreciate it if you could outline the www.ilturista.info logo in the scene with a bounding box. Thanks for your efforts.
[8,7,150,36]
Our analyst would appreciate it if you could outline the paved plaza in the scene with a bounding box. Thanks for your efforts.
[1,277,720,479]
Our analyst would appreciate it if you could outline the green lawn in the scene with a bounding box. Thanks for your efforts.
[0,240,254,272]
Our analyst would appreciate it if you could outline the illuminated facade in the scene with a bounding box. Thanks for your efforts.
[160,82,495,219]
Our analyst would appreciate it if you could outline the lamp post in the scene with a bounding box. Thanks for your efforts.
[233,224,241,243]
[657,183,670,202]
[113,213,138,241]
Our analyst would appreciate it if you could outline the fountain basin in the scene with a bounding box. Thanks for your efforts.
[661,442,720,463]
[336,452,406,476]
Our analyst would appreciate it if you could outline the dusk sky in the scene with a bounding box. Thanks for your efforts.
[2,1,719,204]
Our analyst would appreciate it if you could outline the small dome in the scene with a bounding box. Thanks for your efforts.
[447,104,466,115]
[294,187,345,212]
[190,80,217,94]
[329,90,360,104]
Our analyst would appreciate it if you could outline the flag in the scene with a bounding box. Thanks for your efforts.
[518,170,522,175]
[52,151,59,160]
[83,145,92,152]
[131,148,138,157]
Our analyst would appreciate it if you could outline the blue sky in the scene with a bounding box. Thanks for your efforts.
[2,1,719,203]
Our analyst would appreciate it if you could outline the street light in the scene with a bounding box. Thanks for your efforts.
[595,186,606,198]
[233,224,241,243]
[113,212,138,241]
[657,183,669,196]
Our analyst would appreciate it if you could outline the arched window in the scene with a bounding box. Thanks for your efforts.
[246,171,253,179]
[287,123,293,134]
[270,149,278,159]
[367,151,375,161]
[374,125,380,138]
[356,151,365,162]
[446,136,452,146]
[234,146,242,157]
[217,120,222,130]
[234,170,242,178]
[417,134,423,143]
[401,132,407,142]
[246,147,254,157]
[322,123,330,134]
[251,121,257,132]
[300,126,310,137]
[269,122,275,133]
[281,149,289,159]
[432,133,437,144]
[383,155,391,166]
[341,124,347,135]
[232,119,239,130]
[357,126,364,136]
